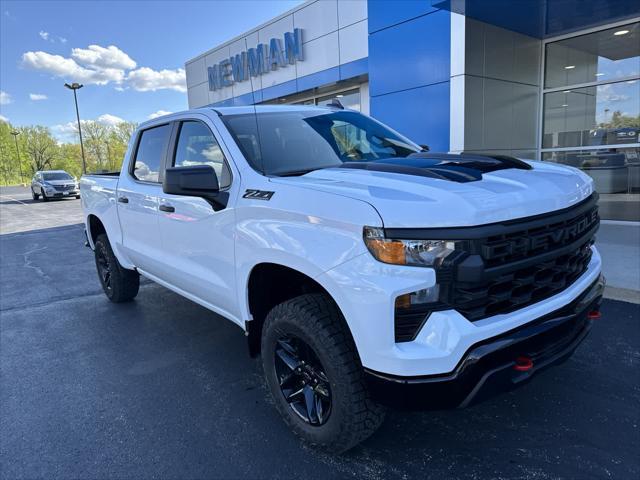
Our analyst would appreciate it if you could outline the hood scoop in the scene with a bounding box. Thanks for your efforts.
[339,153,532,183]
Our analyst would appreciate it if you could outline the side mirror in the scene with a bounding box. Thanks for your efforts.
[163,165,228,211]
[420,144,430,152]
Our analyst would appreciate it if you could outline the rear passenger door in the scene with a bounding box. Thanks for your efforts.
[116,123,171,276]
[156,117,241,322]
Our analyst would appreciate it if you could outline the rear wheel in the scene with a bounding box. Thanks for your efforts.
[31,188,39,200]
[94,233,139,302]
[261,293,385,453]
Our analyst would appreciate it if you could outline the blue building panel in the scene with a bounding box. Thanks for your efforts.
[368,9,450,97]
[296,66,340,93]
[339,58,368,81]
[261,79,298,103]
[371,81,450,152]
[368,0,439,33]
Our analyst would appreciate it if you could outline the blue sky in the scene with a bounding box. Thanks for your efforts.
[0,0,302,141]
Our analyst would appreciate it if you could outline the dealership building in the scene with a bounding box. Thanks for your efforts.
[185,0,640,221]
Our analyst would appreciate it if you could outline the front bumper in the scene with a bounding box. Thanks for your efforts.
[364,274,605,410]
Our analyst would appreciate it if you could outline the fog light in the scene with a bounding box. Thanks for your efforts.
[395,285,440,310]
[394,286,440,343]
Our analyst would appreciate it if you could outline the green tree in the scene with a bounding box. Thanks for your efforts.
[22,126,59,173]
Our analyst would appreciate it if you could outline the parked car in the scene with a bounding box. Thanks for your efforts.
[81,105,604,452]
[31,170,80,201]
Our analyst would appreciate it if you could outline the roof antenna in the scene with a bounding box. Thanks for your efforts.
[244,37,266,175]
[327,98,344,109]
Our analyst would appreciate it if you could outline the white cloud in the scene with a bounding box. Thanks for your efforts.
[22,44,185,93]
[71,45,136,70]
[59,37,67,44]
[39,30,50,41]
[22,51,125,85]
[127,67,186,92]
[148,110,172,119]
[52,113,127,140]
[0,114,9,123]
[0,90,11,105]
[97,113,125,126]
[29,93,48,101]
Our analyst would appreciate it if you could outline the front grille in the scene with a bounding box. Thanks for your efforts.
[392,194,600,341]
[441,195,599,321]
[451,241,593,320]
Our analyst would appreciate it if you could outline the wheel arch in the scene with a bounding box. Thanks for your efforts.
[244,262,356,359]
[86,214,107,249]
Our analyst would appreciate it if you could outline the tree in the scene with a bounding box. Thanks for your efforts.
[22,126,58,172]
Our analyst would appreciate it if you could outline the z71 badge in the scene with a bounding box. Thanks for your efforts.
[243,189,275,201]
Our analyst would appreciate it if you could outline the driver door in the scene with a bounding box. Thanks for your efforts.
[156,117,240,322]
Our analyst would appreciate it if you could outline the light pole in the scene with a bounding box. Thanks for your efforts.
[64,82,87,174]
[10,130,24,185]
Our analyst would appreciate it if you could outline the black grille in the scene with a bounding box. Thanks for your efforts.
[443,195,599,321]
[451,241,593,320]
[392,194,600,341]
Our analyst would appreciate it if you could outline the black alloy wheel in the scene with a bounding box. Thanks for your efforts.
[95,241,113,295]
[274,335,331,426]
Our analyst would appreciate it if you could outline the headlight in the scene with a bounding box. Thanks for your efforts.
[363,226,459,267]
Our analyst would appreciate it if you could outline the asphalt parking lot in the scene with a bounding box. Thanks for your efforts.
[1,186,639,479]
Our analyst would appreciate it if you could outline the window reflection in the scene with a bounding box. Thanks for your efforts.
[545,22,640,88]
[543,81,640,148]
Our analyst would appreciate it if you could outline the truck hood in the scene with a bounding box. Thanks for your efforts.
[271,160,594,228]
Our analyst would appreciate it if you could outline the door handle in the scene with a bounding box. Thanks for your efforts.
[117,196,129,203]
[159,204,175,213]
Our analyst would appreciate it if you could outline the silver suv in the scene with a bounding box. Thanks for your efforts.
[31,170,80,201]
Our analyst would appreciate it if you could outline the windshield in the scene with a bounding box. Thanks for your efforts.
[222,110,421,176]
[42,172,73,181]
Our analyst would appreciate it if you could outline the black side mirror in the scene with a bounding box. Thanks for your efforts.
[420,144,430,152]
[163,165,229,211]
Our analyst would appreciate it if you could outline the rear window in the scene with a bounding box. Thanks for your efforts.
[132,124,171,183]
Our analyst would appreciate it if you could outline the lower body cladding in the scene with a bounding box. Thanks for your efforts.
[365,274,605,409]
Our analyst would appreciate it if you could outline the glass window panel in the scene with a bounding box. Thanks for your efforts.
[544,22,640,89]
[133,124,171,183]
[317,89,361,111]
[542,80,640,148]
[542,147,640,221]
[173,121,231,188]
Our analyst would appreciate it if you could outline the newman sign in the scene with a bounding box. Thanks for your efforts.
[207,29,304,91]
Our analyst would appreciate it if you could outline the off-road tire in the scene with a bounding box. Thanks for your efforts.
[94,233,139,303]
[261,293,386,453]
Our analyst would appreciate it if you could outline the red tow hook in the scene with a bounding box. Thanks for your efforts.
[513,356,534,372]
[587,310,601,320]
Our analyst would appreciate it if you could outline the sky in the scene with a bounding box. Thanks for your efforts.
[0,0,302,141]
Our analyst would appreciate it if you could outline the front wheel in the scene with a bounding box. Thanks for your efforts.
[94,233,140,302]
[41,189,49,202]
[31,188,39,200]
[261,293,385,453]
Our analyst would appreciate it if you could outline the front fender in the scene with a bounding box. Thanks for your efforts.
[234,190,382,321]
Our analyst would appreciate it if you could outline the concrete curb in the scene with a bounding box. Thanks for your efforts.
[603,286,640,304]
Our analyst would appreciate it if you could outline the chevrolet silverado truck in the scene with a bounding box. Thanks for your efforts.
[81,105,604,452]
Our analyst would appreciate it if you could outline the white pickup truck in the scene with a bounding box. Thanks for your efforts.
[81,105,604,452]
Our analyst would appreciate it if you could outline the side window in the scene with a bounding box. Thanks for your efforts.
[132,124,171,183]
[174,121,232,189]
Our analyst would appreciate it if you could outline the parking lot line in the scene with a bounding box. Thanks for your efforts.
[0,193,29,205]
